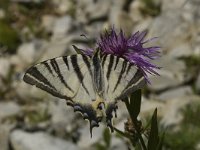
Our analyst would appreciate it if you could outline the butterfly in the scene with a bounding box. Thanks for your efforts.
[23,50,145,136]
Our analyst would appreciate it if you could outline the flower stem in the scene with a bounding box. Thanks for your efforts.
[124,98,147,150]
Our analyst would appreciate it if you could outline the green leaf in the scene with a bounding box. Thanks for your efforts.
[129,89,142,120]
[103,128,111,147]
[156,132,165,150]
[130,89,142,119]
[148,108,159,150]
[0,20,20,51]
[95,143,106,150]
[124,90,147,149]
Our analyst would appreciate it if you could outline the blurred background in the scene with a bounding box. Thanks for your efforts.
[0,0,200,150]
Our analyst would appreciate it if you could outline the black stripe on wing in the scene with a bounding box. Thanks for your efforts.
[126,63,132,75]
[23,66,70,100]
[70,55,90,95]
[82,55,92,77]
[63,57,70,70]
[106,55,114,80]
[50,59,74,93]
[123,69,144,90]
[113,60,127,92]
[114,56,120,70]
[42,62,54,75]
[102,55,107,67]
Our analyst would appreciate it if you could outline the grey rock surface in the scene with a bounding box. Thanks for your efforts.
[10,130,80,150]
[157,86,193,101]
[52,16,73,39]
[78,124,104,148]
[17,41,46,65]
[0,102,21,121]
[0,124,13,150]
[48,99,76,136]
[149,56,187,91]
[0,57,11,78]
[160,95,200,127]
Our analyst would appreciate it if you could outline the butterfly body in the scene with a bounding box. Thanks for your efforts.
[23,50,145,136]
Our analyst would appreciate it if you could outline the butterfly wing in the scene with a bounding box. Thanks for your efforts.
[101,54,145,101]
[23,54,96,102]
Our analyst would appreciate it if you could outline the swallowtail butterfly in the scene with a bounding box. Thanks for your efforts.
[23,50,145,136]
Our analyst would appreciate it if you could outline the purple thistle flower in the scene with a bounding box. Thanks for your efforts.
[81,28,161,82]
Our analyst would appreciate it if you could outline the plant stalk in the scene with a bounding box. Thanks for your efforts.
[124,98,147,150]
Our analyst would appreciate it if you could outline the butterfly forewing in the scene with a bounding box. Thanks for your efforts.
[23,54,96,102]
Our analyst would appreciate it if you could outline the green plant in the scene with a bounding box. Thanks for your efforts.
[114,90,164,150]
[163,102,200,149]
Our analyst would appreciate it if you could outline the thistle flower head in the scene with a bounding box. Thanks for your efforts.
[82,28,161,82]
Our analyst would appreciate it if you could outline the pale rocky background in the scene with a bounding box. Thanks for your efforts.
[0,0,200,150]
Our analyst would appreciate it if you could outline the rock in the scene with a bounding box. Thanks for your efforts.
[14,81,48,101]
[10,130,80,150]
[48,99,75,136]
[160,95,200,127]
[157,86,193,101]
[196,73,200,93]
[148,11,191,53]
[0,9,5,19]
[111,136,127,150]
[109,0,133,35]
[196,143,200,150]
[0,102,21,121]
[192,23,200,56]
[76,0,110,24]
[52,0,75,14]
[161,0,186,12]
[52,16,73,39]
[141,95,200,127]
[84,22,106,39]
[141,99,164,118]
[148,75,181,91]
[17,40,46,65]
[109,11,133,35]
[0,57,11,78]
[180,0,200,23]
[0,124,14,150]
[129,0,145,23]
[86,0,110,20]
[168,44,193,58]
[41,15,56,33]
[133,17,153,33]
[148,56,187,91]
[149,0,200,56]
[78,124,104,148]
[17,42,36,64]
[158,56,186,74]
[38,39,69,61]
